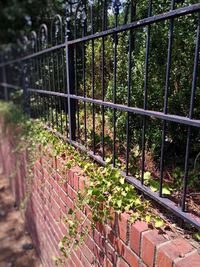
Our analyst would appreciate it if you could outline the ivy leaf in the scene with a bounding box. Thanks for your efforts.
[92,188,101,196]
[193,232,200,241]
[145,214,151,223]
[162,186,171,195]
[135,198,142,206]
[117,199,122,208]
[119,177,125,185]
[144,171,151,181]
[105,157,112,164]
[155,218,164,228]
[150,180,159,192]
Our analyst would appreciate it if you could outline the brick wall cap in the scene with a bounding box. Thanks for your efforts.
[174,250,200,267]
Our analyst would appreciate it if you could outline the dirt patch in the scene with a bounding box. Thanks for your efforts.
[0,173,42,267]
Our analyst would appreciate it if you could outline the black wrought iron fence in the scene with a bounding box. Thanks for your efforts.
[0,0,200,230]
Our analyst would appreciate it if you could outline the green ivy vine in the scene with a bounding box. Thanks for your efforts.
[0,101,165,265]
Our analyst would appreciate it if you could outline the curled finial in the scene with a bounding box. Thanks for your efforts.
[65,1,71,22]
[55,20,59,38]
[21,35,29,52]
[64,2,71,36]
[30,31,37,51]
[39,24,48,50]
[51,14,62,43]
[89,0,94,6]
[81,7,86,26]
[76,3,86,27]
[113,0,121,15]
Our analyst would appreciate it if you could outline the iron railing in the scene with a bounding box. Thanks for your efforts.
[0,0,200,230]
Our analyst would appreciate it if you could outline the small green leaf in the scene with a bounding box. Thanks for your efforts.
[155,218,164,228]
[193,232,200,241]
[150,180,159,192]
[162,186,171,195]
[145,214,151,223]
[117,199,122,208]
[144,171,151,181]
[105,157,112,164]
[119,177,125,184]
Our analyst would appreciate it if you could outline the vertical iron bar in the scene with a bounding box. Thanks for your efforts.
[50,56,54,127]
[102,0,107,161]
[56,51,62,133]
[29,57,33,117]
[141,0,152,184]
[51,46,56,128]
[182,14,200,211]
[35,56,39,119]
[47,49,51,126]
[82,16,87,145]
[34,56,38,119]
[74,18,80,141]
[65,18,76,142]
[39,53,45,121]
[159,0,175,197]
[53,50,59,129]
[113,5,119,167]
[43,54,47,122]
[91,2,95,154]
[45,54,50,124]
[62,48,68,137]
[22,61,30,115]
[126,1,136,176]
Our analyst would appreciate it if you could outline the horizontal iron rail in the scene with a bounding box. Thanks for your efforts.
[0,83,21,90]
[0,3,199,67]
[28,87,200,128]
[0,43,65,68]
[68,3,200,45]
[45,125,200,231]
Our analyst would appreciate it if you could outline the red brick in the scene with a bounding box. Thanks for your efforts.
[81,243,95,264]
[107,207,116,230]
[157,238,193,267]
[107,226,138,266]
[70,166,82,190]
[65,194,74,210]
[130,220,148,255]
[67,256,76,267]
[85,235,95,252]
[80,251,92,267]
[93,245,105,265]
[104,258,113,267]
[59,198,68,214]
[141,230,166,267]
[175,251,200,267]
[117,239,139,267]
[95,222,106,236]
[56,157,66,176]
[79,177,87,193]
[117,258,130,267]
[93,229,105,251]
[71,250,84,267]
[118,212,130,243]
[59,187,68,203]
[107,226,117,244]
[67,184,77,200]
[67,169,75,187]
[73,173,80,191]
[105,241,118,264]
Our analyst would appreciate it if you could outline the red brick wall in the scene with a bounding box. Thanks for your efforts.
[1,122,200,267]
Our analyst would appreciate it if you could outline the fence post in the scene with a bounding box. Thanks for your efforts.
[65,3,76,142]
[22,62,30,115]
